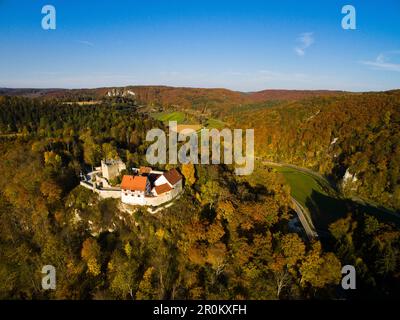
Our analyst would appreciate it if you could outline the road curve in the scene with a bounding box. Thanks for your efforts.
[290,197,319,241]
[258,158,320,240]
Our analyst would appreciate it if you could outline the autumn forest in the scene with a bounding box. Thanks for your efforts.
[0,87,399,300]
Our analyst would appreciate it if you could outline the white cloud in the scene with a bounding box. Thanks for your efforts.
[361,51,400,72]
[294,32,314,56]
[76,40,94,47]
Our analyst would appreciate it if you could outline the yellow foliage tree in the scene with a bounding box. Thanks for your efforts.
[181,163,196,187]
[81,238,101,276]
[299,242,341,288]
[40,179,62,203]
[136,267,155,300]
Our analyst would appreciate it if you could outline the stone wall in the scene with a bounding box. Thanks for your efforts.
[80,181,121,199]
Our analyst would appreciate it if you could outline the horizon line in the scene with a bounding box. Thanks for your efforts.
[3,84,400,94]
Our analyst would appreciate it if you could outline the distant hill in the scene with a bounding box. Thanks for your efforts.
[0,88,63,97]
[245,89,347,102]
[0,85,350,117]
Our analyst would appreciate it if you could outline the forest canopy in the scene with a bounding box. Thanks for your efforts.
[0,90,399,299]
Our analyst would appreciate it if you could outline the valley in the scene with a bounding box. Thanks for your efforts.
[264,161,400,237]
[2,0,400,304]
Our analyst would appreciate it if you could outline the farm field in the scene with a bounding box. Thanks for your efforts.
[153,111,186,123]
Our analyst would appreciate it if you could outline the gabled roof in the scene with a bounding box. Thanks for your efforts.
[147,173,161,185]
[121,175,148,191]
[163,168,182,186]
[154,183,172,195]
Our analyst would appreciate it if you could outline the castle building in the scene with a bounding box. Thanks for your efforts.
[121,167,183,206]
[121,175,152,205]
[101,159,126,181]
[81,160,183,208]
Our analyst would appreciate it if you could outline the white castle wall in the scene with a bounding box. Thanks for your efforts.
[121,191,146,205]
[97,189,121,199]
[145,180,182,207]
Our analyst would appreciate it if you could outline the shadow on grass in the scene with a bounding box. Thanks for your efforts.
[305,190,400,234]
[305,190,348,232]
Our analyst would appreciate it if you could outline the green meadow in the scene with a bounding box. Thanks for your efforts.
[153,110,227,130]
[153,111,186,123]
[273,166,335,207]
[205,118,226,129]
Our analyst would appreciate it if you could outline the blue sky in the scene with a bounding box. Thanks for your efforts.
[0,0,399,91]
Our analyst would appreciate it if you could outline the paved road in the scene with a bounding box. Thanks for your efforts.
[258,158,322,240]
[290,196,319,241]
[260,158,336,240]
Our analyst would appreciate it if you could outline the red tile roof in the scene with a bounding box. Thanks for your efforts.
[121,175,148,191]
[163,168,182,186]
[154,183,172,195]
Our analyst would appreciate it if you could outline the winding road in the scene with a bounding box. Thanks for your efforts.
[290,196,319,241]
[257,158,321,240]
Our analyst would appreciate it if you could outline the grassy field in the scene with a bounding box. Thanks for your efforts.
[272,166,346,230]
[273,166,335,206]
[63,101,101,105]
[206,118,226,129]
[153,111,186,123]
[152,111,227,130]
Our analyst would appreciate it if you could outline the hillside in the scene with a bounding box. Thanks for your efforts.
[2,87,399,212]
[0,86,347,116]
[231,90,400,211]
[2,87,399,211]
[245,89,346,102]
